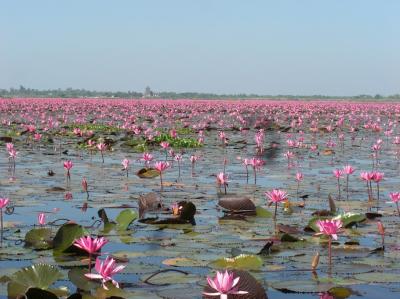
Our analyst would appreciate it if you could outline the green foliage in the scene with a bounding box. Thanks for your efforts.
[67,123,121,134]
[211,254,263,270]
[151,133,202,148]
[53,223,86,253]
[25,228,53,250]
[11,264,62,289]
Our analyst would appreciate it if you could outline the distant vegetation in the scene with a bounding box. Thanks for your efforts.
[0,85,399,100]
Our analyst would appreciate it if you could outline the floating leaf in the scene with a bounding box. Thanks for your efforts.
[255,206,273,218]
[10,264,62,290]
[334,213,366,228]
[142,270,198,285]
[218,196,256,212]
[115,209,137,231]
[162,257,206,267]
[354,272,400,283]
[211,254,263,270]
[53,223,86,253]
[68,268,99,291]
[328,286,353,298]
[281,233,299,242]
[136,168,160,178]
[25,228,53,250]
[271,280,334,293]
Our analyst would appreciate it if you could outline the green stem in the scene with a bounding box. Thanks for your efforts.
[0,209,3,247]
[328,236,332,266]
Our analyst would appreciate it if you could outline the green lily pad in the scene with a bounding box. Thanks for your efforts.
[10,264,62,290]
[255,206,273,218]
[116,209,138,231]
[334,213,366,228]
[53,223,86,253]
[328,286,353,298]
[354,272,400,283]
[141,271,198,285]
[211,254,263,270]
[25,228,53,250]
[136,168,160,178]
[68,268,100,291]
[270,280,334,293]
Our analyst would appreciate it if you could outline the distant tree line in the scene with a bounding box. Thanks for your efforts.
[0,86,399,100]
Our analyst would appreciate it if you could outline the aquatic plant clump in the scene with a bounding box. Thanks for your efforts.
[1,98,400,298]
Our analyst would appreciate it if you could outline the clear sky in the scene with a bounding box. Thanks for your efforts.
[1,0,399,96]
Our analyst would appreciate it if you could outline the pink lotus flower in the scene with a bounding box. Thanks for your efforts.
[190,155,199,164]
[5,143,14,152]
[34,133,42,141]
[85,256,125,290]
[265,189,288,203]
[97,143,107,152]
[203,270,248,299]
[295,172,303,182]
[343,165,355,175]
[372,171,384,183]
[170,129,177,138]
[389,192,400,203]
[154,161,170,191]
[97,143,106,163]
[8,149,18,159]
[333,169,343,179]
[315,219,342,240]
[122,158,130,177]
[154,161,170,173]
[0,198,9,209]
[63,160,73,170]
[360,171,374,181]
[216,172,229,194]
[160,141,170,149]
[266,189,288,219]
[74,236,109,254]
[38,212,46,226]
[63,160,73,180]
[389,192,400,216]
[315,219,343,266]
[142,152,153,166]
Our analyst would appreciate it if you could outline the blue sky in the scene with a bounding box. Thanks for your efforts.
[0,0,399,95]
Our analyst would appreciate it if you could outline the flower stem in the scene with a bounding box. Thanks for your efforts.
[328,236,332,266]
[0,209,3,247]
[89,252,92,273]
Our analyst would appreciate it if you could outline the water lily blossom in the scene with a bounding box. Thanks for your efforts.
[389,192,400,216]
[203,270,248,299]
[154,161,170,191]
[315,219,343,265]
[63,160,73,181]
[121,158,130,177]
[265,189,288,219]
[343,165,355,201]
[38,212,46,226]
[216,172,229,194]
[74,236,109,272]
[85,256,125,290]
